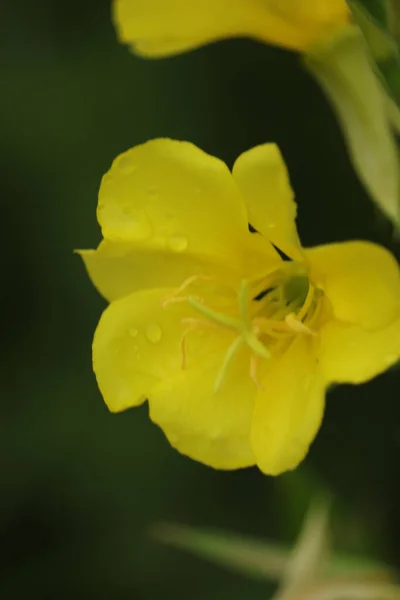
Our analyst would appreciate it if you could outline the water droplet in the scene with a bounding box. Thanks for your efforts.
[148,187,158,199]
[267,222,276,229]
[128,327,138,338]
[145,323,162,344]
[168,235,188,252]
[123,208,152,240]
[116,154,136,174]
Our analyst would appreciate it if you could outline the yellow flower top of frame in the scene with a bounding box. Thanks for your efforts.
[113,0,350,57]
[80,139,400,475]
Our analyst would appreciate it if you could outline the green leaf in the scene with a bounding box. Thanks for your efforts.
[304,25,400,228]
[274,497,331,598]
[150,517,393,584]
[347,0,400,108]
[387,0,400,43]
[150,522,289,581]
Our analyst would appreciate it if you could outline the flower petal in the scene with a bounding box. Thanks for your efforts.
[250,336,325,475]
[79,240,240,302]
[148,343,256,469]
[232,143,303,260]
[93,288,207,411]
[92,286,242,413]
[306,241,400,330]
[319,318,400,384]
[113,0,349,57]
[97,139,250,264]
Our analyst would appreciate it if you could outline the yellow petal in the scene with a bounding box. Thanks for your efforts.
[232,143,303,260]
[148,342,256,469]
[306,241,400,330]
[79,240,240,302]
[250,336,325,475]
[113,0,349,57]
[92,286,242,413]
[97,139,250,263]
[319,318,400,384]
[93,287,197,412]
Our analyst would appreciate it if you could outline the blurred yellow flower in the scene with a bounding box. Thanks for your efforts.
[79,139,400,475]
[112,0,350,57]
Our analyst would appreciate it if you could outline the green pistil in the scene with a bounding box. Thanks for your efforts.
[187,296,242,332]
[213,335,244,394]
[245,332,271,360]
[188,285,271,393]
[184,271,314,393]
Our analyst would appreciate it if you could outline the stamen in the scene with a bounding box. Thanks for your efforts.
[250,354,264,390]
[162,294,203,308]
[251,268,284,301]
[174,274,215,295]
[161,274,214,307]
[214,335,244,394]
[179,318,202,370]
[180,332,188,370]
[285,313,317,336]
[296,282,315,322]
[252,316,290,334]
[238,280,251,327]
[252,284,284,317]
[179,318,221,370]
[307,294,324,328]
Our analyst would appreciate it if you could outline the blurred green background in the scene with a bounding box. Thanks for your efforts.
[1,1,400,598]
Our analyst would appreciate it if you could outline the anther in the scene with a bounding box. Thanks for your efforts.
[285,313,317,336]
[179,318,222,369]
[161,274,214,308]
[162,294,203,309]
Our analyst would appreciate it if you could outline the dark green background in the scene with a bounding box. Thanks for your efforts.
[2,1,399,598]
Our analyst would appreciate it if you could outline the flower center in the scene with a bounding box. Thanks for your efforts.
[163,265,322,392]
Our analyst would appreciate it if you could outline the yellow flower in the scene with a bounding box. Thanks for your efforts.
[79,139,400,475]
[112,0,350,57]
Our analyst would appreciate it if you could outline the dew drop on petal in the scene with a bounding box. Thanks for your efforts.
[145,323,162,344]
[168,235,188,252]
[148,187,158,200]
[123,208,152,240]
[116,154,137,174]
[128,327,138,338]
